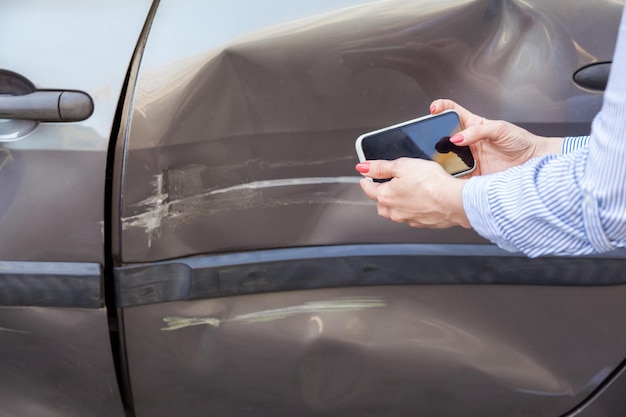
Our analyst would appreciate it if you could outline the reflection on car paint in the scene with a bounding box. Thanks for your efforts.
[0,325,28,334]
[0,148,12,171]
[515,366,612,397]
[161,297,386,330]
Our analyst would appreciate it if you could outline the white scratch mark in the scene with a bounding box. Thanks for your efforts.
[121,174,169,247]
[121,176,364,243]
[161,297,386,331]
[310,316,324,334]
[161,316,221,331]
[206,177,361,196]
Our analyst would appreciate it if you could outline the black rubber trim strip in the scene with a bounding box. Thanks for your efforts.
[114,244,626,307]
[0,261,102,308]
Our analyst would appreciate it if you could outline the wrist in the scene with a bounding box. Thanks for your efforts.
[440,176,471,228]
[534,136,564,157]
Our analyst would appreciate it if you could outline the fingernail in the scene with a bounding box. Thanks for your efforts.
[355,162,370,173]
[430,104,437,114]
[450,133,463,144]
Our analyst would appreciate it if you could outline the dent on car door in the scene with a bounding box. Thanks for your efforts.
[0,1,152,416]
[115,1,626,416]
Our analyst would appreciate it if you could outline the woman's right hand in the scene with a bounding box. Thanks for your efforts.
[430,99,563,176]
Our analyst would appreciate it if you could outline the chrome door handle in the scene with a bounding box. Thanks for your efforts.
[0,90,94,122]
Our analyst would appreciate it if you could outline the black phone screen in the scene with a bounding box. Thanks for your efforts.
[359,111,474,176]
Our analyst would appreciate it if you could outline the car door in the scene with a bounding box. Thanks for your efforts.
[113,1,626,416]
[0,1,152,415]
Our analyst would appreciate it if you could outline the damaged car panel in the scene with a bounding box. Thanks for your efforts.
[4,0,626,416]
[116,243,626,416]
[117,0,622,262]
[112,1,626,417]
[123,284,626,417]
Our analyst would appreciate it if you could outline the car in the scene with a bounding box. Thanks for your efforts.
[2,0,626,416]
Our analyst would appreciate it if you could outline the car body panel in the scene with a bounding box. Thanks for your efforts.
[0,0,151,263]
[117,244,626,416]
[112,2,626,416]
[0,307,124,417]
[0,1,153,415]
[4,0,626,416]
[124,283,626,417]
[118,0,622,262]
[570,362,626,416]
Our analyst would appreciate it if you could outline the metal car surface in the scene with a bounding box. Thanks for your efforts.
[113,1,626,416]
[0,0,152,415]
[3,0,626,416]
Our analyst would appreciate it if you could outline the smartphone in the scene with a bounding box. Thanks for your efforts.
[355,110,475,179]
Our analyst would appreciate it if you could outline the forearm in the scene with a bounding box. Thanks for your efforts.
[534,136,564,157]
[462,45,626,257]
[534,135,590,157]
[463,152,595,257]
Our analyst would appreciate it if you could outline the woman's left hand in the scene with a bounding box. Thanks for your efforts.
[356,158,470,229]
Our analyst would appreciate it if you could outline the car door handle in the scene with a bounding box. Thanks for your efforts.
[0,90,94,122]
[574,62,611,91]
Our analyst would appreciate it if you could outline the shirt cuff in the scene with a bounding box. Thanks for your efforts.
[562,136,590,154]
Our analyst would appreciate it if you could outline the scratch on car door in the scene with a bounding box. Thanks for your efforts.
[122,173,170,247]
[0,148,13,171]
[160,297,386,331]
[121,166,366,247]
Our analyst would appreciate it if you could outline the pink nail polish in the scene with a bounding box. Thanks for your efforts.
[430,105,437,114]
[356,162,370,173]
[450,133,463,144]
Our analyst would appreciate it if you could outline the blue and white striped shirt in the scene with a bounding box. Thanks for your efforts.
[462,8,626,258]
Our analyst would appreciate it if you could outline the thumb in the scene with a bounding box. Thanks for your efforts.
[355,160,398,180]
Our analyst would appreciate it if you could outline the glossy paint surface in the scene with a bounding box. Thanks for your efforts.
[0,307,124,417]
[0,0,152,263]
[119,0,623,262]
[0,1,152,416]
[116,1,626,416]
[124,284,626,417]
[7,0,626,416]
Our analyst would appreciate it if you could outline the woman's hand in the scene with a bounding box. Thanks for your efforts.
[356,158,470,229]
[430,99,563,176]
[355,100,563,230]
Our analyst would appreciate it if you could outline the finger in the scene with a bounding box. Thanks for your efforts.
[430,98,473,119]
[378,203,408,224]
[359,178,381,201]
[450,120,508,146]
[376,203,391,220]
[430,99,489,129]
[362,159,398,180]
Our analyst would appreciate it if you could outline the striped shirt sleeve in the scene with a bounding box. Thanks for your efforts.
[462,8,626,258]
[562,136,589,154]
